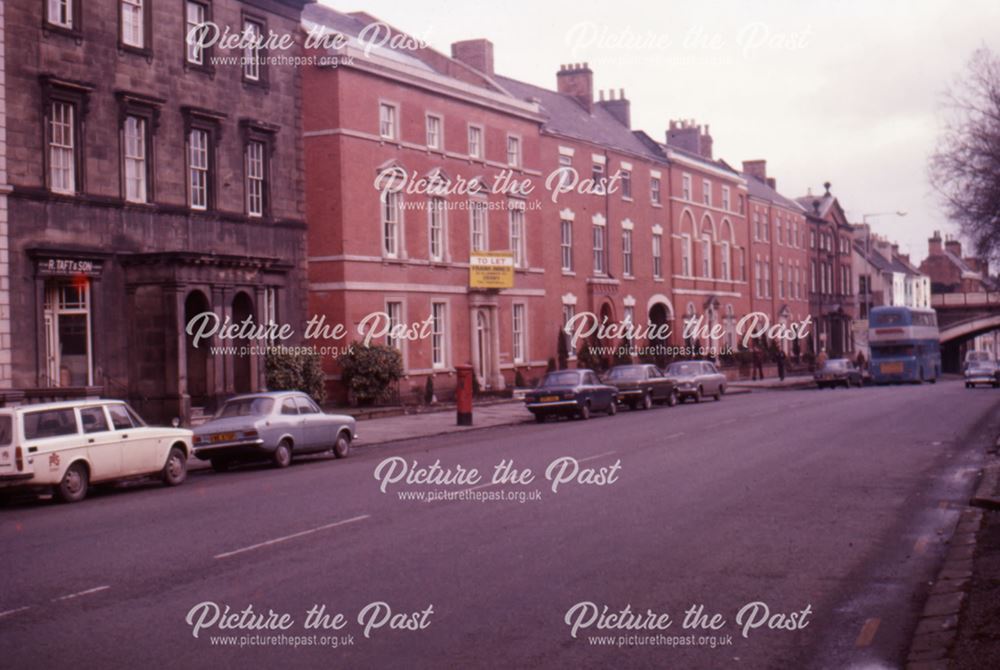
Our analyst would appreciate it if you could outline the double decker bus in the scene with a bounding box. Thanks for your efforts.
[869,306,941,384]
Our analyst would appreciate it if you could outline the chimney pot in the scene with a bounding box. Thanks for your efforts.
[557,62,594,112]
[451,39,495,75]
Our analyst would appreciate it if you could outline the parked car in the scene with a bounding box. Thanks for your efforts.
[964,350,995,371]
[605,364,678,409]
[964,359,999,388]
[192,392,356,471]
[524,369,618,421]
[814,358,863,388]
[663,361,727,402]
[0,400,192,503]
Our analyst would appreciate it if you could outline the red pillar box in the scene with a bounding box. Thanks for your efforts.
[455,365,473,426]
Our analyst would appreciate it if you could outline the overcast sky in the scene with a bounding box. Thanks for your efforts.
[319,0,1000,264]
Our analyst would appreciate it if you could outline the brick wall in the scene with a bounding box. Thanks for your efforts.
[0,0,11,388]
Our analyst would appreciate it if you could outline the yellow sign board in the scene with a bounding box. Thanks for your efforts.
[469,252,515,289]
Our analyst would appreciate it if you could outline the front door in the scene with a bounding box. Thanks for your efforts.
[475,310,489,389]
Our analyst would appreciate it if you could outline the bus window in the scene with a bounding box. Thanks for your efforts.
[872,344,916,357]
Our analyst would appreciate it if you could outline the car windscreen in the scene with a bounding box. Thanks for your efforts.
[967,352,991,363]
[217,398,274,418]
[606,367,644,380]
[0,415,11,446]
[823,360,848,371]
[666,363,698,376]
[541,372,581,387]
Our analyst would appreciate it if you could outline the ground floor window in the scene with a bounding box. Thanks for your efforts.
[44,279,92,386]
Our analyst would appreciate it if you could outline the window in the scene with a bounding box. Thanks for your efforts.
[681,235,692,276]
[242,140,265,216]
[512,304,526,364]
[622,229,633,276]
[560,219,573,272]
[506,135,521,167]
[80,407,110,434]
[652,234,663,278]
[720,241,731,280]
[810,230,816,248]
[738,248,746,281]
[779,260,785,298]
[592,223,605,275]
[651,177,661,205]
[185,1,208,64]
[724,305,736,350]
[428,197,446,261]
[701,237,712,277]
[386,302,403,351]
[702,179,712,206]
[763,217,770,242]
[509,203,526,267]
[468,125,482,158]
[47,0,74,29]
[764,260,771,297]
[470,201,487,252]
[811,261,817,292]
[682,174,692,200]
[754,212,761,240]
[722,186,730,211]
[591,163,605,194]
[49,101,76,195]
[243,18,264,81]
[43,280,92,387]
[755,258,763,297]
[431,302,446,368]
[777,216,784,244]
[620,170,632,199]
[123,115,147,203]
[426,115,442,150]
[121,0,145,49]
[24,409,78,440]
[382,189,402,258]
[379,103,397,139]
[557,154,573,187]
[188,128,210,210]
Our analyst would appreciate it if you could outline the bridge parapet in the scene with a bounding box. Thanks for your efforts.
[932,292,1000,308]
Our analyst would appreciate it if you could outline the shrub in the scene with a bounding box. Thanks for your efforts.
[337,342,403,405]
[266,346,327,405]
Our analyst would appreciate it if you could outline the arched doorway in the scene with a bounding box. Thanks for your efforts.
[232,292,254,394]
[184,290,211,407]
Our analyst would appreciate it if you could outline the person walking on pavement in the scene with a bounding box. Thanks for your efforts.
[817,348,828,368]
[776,349,786,381]
[752,344,765,380]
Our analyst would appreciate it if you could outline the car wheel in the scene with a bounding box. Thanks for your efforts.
[667,390,678,407]
[694,387,703,403]
[333,432,351,459]
[210,458,231,473]
[607,401,617,416]
[713,387,721,401]
[162,446,188,486]
[534,413,546,423]
[641,392,653,410]
[272,439,292,468]
[55,462,89,504]
[578,402,591,420]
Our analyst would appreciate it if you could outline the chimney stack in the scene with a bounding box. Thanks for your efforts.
[557,63,594,112]
[451,39,494,75]
[766,177,776,190]
[742,160,767,182]
[666,119,713,159]
[928,231,942,256]
[945,237,962,257]
[597,88,630,128]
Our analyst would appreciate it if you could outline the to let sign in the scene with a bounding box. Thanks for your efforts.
[469,252,514,289]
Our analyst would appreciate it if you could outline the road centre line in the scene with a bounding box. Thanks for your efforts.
[0,606,31,619]
[52,586,110,602]
[214,515,371,560]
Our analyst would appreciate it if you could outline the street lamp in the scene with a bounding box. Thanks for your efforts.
[861,211,908,319]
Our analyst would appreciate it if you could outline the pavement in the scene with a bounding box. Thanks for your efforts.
[2,379,998,669]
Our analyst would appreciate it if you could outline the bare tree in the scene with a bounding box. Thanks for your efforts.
[930,47,1000,263]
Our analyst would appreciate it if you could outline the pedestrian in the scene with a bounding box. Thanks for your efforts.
[752,345,765,380]
[776,349,786,381]
[817,348,828,368]
[855,350,866,372]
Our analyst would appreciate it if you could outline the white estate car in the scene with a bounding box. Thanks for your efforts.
[0,400,193,503]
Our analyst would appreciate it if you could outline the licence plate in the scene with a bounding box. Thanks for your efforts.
[540,395,559,402]
[880,362,903,374]
[211,432,235,443]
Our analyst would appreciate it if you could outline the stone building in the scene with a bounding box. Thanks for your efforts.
[3,0,310,421]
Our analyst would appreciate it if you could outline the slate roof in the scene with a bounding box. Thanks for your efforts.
[743,174,806,212]
[302,4,436,72]
[795,193,835,219]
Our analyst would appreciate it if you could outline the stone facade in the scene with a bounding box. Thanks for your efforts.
[4,0,310,421]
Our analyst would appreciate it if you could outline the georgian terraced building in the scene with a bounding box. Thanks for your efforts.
[302,5,814,402]
[3,0,311,421]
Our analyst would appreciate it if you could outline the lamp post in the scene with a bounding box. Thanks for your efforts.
[860,210,907,319]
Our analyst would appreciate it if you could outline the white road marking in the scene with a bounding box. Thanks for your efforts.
[214,515,371,560]
[0,606,31,618]
[52,585,110,602]
[663,432,685,440]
